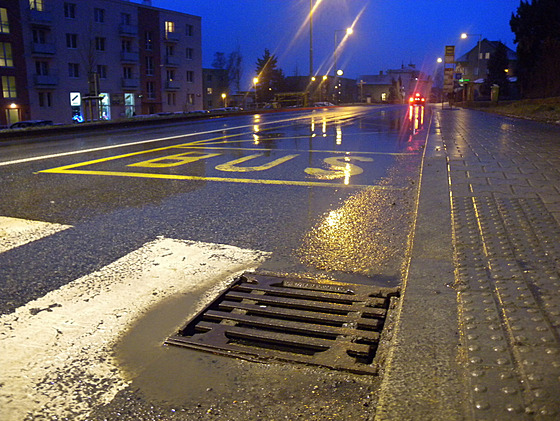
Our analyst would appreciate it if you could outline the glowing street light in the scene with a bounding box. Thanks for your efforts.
[334,27,353,76]
[221,93,227,107]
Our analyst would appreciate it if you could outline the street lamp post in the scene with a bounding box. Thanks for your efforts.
[221,93,227,107]
[253,77,259,109]
[334,28,353,104]
[310,0,314,77]
[460,33,482,80]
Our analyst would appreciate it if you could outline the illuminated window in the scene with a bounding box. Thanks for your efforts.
[29,0,44,11]
[0,8,9,33]
[2,76,16,98]
[187,93,194,105]
[166,69,175,81]
[165,21,175,34]
[0,43,13,67]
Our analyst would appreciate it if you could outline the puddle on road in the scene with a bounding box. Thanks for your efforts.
[113,277,379,413]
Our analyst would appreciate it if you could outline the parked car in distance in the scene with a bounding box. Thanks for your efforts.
[10,119,53,129]
[313,102,335,107]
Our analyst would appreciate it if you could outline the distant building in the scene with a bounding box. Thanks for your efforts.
[455,39,517,83]
[285,75,358,104]
[358,64,432,103]
[202,68,228,109]
[0,0,202,126]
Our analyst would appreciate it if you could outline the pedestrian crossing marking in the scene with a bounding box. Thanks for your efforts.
[0,237,268,420]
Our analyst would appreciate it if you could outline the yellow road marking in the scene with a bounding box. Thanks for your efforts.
[40,167,404,189]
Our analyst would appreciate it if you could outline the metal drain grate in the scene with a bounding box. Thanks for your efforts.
[166,273,399,374]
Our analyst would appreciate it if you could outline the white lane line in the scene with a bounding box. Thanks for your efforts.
[0,109,368,168]
[0,237,269,420]
[0,216,72,253]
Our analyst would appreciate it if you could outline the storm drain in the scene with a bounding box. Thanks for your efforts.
[166,273,399,374]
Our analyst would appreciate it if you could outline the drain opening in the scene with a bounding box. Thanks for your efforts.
[166,272,399,375]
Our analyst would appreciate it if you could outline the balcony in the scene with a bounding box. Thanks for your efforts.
[119,24,138,36]
[31,42,56,55]
[29,9,53,25]
[165,55,179,67]
[164,31,179,42]
[121,78,139,88]
[120,51,139,62]
[34,74,59,86]
[165,80,180,90]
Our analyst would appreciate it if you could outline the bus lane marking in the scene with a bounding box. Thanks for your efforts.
[38,142,413,190]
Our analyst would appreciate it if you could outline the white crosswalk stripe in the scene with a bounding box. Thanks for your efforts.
[0,216,72,254]
[0,236,268,420]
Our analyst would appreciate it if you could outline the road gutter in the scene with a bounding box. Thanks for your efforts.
[374,111,469,420]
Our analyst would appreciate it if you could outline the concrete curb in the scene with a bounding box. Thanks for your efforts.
[374,110,468,420]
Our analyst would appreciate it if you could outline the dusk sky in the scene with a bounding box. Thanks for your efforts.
[148,0,521,88]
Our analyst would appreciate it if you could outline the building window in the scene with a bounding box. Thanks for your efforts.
[145,56,154,76]
[206,74,212,82]
[68,63,79,78]
[0,8,9,34]
[146,81,155,99]
[121,13,131,25]
[0,43,13,67]
[38,92,52,107]
[29,0,44,11]
[94,8,104,23]
[97,64,107,79]
[35,61,49,75]
[165,44,174,57]
[167,92,176,106]
[186,24,193,36]
[145,31,153,50]
[206,87,213,95]
[32,29,46,44]
[123,66,133,79]
[121,39,132,53]
[166,69,175,81]
[186,71,194,83]
[64,3,76,18]
[186,48,193,60]
[187,93,194,105]
[2,76,16,98]
[165,21,175,34]
[66,33,78,49]
[485,52,490,59]
[95,37,105,51]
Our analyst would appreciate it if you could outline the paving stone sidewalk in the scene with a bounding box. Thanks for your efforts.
[374,107,560,421]
[440,108,560,420]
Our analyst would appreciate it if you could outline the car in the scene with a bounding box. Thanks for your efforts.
[409,93,426,105]
[313,102,335,107]
[9,119,53,129]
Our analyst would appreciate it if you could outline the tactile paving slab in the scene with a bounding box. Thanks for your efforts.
[166,273,399,374]
[452,195,560,419]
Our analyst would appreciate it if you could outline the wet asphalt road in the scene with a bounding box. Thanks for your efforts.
[0,105,430,419]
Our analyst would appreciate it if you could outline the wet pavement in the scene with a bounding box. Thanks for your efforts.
[1,105,559,420]
[375,107,560,420]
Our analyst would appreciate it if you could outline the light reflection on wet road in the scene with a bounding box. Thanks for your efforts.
[0,104,431,419]
[0,105,429,312]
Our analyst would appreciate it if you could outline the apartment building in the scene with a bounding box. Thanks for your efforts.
[0,0,202,126]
